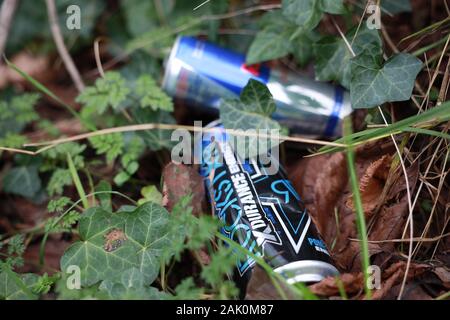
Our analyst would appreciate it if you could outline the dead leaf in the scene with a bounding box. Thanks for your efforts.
[432,267,450,289]
[161,163,207,216]
[309,273,364,297]
[245,266,297,300]
[289,140,419,272]
[346,155,391,214]
[309,261,429,299]
[0,52,50,89]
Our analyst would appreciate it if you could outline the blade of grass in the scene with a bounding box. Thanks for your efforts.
[66,153,89,210]
[343,117,372,299]
[400,16,450,43]
[316,101,450,156]
[335,277,348,300]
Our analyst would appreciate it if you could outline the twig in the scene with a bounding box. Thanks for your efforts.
[21,123,346,149]
[94,37,105,78]
[45,0,85,92]
[0,0,18,60]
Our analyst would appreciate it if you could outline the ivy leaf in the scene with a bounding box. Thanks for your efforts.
[99,268,167,300]
[247,11,318,65]
[291,31,319,67]
[320,0,345,14]
[220,79,284,158]
[381,0,412,15]
[314,26,382,89]
[246,11,296,64]
[240,79,277,115]
[60,202,171,286]
[350,48,423,108]
[76,72,130,114]
[134,75,174,112]
[0,271,39,300]
[282,0,323,31]
[281,0,344,29]
[3,166,41,199]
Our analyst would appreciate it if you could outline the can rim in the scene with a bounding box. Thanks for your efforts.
[274,260,339,285]
[162,35,183,91]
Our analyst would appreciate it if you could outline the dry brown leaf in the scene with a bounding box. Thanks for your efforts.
[309,272,364,297]
[289,140,419,272]
[309,261,429,299]
[0,52,50,89]
[162,163,206,216]
[245,266,297,300]
[346,155,391,214]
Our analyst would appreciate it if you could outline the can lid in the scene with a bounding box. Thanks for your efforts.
[274,260,339,285]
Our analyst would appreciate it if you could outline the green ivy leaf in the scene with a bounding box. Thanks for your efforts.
[314,26,382,89]
[60,202,171,286]
[0,271,39,300]
[281,0,344,29]
[247,10,318,65]
[220,79,284,159]
[135,75,174,112]
[77,72,130,114]
[320,0,345,14]
[3,166,41,199]
[99,268,167,300]
[350,48,423,108]
[240,79,277,115]
[246,27,293,65]
[381,0,412,15]
[282,0,323,31]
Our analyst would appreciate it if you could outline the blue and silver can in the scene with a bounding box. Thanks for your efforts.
[198,120,339,294]
[163,36,352,137]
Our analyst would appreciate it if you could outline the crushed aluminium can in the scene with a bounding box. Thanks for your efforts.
[163,36,353,137]
[198,120,339,294]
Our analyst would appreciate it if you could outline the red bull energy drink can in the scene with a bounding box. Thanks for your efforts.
[163,36,353,137]
[198,120,339,295]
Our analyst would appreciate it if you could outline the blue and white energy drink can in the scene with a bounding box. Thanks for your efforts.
[198,120,339,293]
[163,36,353,137]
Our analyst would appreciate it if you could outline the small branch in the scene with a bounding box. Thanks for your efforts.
[45,0,85,92]
[0,0,19,61]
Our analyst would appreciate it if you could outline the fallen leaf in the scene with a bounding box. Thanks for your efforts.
[309,261,429,299]
[245,266,297,300]
[289,140,419,272]
[0,52,50,89]
[162,163,207,216]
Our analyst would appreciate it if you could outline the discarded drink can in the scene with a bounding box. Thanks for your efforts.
[163,36,353,137]
[198,120,339,294]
